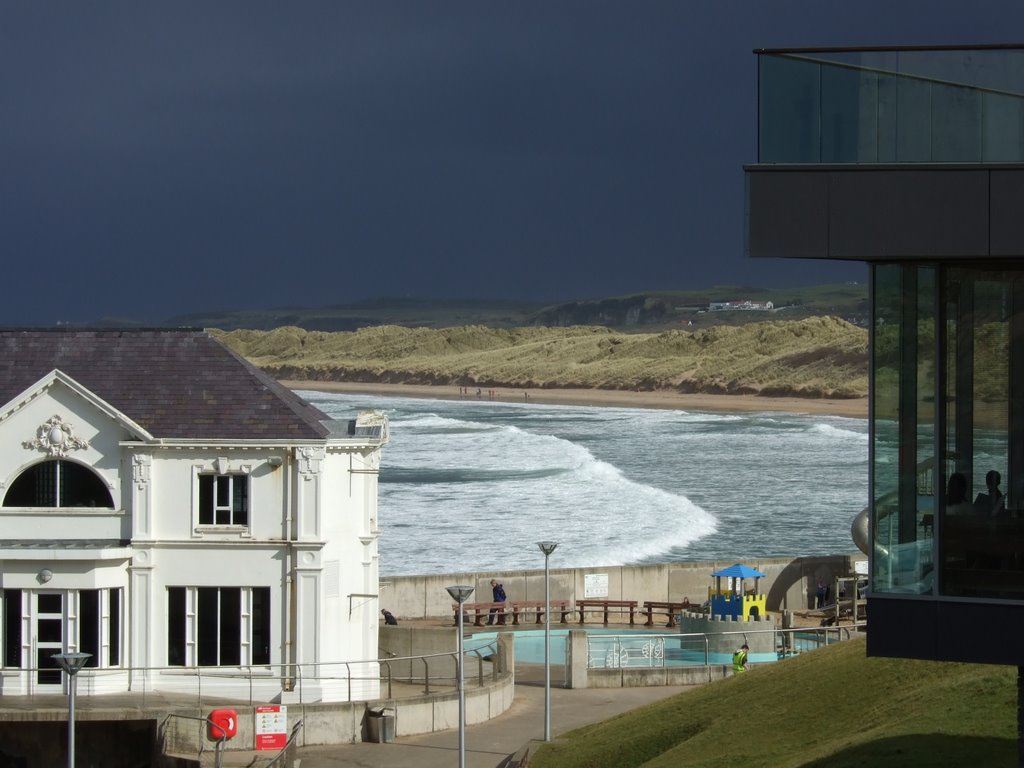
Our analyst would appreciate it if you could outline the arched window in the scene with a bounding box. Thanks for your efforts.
[3,460,113,508]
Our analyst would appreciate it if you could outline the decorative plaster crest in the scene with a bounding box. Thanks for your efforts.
[23,415,89,457]
[132,454,152,487]
[298,446,324,477]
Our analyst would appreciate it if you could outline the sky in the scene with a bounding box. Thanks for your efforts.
[3,2,1023,326]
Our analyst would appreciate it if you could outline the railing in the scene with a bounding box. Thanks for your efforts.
[159,712,304,767]
[1,639,501,708]
[264,719,304,768]
[161,712,229,768]
[379,639,499,697]
[586,625,866,669]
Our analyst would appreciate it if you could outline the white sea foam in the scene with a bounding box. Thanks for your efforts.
[808,422,870,441]
[307,391,868,575]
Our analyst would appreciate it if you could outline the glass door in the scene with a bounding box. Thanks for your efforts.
[34,592,64,690]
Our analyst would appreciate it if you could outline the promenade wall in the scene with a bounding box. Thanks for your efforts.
[379,554,863,621]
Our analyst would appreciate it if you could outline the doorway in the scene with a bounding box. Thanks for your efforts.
[34,592,64,690]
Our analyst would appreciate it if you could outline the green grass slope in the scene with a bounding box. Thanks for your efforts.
[531,639,1017,768]
[212,316,868,398]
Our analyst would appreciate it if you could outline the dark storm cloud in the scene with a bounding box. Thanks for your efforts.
[2,2,1023,324]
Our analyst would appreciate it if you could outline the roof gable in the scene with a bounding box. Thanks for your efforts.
[0,329,332,441]
[0,369,153,440]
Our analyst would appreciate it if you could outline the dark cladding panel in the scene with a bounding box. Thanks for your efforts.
[869,596,1024,665]
[747,170,829,259]
[867,598,940,660]
[991,170,1024,256]
[829,170,989,259]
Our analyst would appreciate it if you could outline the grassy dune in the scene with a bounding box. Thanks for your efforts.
[214,316,868,399]
[531,638,1016,768]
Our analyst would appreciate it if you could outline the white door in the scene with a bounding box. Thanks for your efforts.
[34,592,65,692]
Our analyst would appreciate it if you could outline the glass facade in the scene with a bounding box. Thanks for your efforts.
[872,263,1024,601]
[759,48,1024,164]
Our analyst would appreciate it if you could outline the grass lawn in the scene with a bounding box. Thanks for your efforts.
[530,637,1018,768]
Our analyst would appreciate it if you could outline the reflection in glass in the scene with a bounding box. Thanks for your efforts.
[872,264,1024,601]
[758,47,1024,164]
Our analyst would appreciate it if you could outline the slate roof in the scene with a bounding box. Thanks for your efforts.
[0,329,337,441]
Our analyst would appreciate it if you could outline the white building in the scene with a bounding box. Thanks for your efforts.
[708,300,774,311]
[0,329,388,702]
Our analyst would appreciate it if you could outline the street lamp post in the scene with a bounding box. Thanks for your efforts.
[445,585,474,768]
[536,541,558,742]
[53,651,92,768]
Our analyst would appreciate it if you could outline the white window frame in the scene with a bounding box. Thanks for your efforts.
[192,462,252,535]
[167,586,270,667]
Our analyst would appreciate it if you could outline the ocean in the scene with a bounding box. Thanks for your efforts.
[305,391,869,577]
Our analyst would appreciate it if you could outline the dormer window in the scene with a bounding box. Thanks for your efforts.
[3,459,113,508]
[198,474,248,526]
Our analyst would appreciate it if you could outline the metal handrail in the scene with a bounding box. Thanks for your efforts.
[162,712,228,768]
[5,640,502,707]
[264,719,304,768]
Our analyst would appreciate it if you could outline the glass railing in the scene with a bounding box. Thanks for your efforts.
[758,46,1024,164]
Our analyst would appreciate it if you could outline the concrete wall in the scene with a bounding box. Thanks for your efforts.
[160,636,516,757]
[585,665,734,688]
[377,624,510,682]
[676,612,777,655]
[379,555,862,620]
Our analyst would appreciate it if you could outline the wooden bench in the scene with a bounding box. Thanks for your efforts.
[453,602,508,626]
[576,599,638,625]
[642,599,693,627]
[509,600,571,625]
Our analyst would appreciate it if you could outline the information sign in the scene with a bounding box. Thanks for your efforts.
[584,573,609,598]
[254,705,288,751]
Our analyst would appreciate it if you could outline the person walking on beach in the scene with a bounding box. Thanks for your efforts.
[732,643,749,674]
[487,579,507,625]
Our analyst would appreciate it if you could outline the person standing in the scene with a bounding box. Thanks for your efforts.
[487,579,507,625]
[815,578,829,609]
[732,643,749,674]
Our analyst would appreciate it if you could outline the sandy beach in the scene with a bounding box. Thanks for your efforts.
[282,380,868,419]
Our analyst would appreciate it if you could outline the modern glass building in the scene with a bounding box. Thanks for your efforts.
[746,45,1024,665]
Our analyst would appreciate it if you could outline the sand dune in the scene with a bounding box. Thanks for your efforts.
[212,316,868,417]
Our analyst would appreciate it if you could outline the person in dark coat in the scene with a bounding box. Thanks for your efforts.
[487,579,507,625]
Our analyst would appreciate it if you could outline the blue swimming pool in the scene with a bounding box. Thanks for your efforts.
[468,630,778,667]
[465,628,796,668]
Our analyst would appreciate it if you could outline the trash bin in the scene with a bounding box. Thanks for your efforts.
[366,707,396,743]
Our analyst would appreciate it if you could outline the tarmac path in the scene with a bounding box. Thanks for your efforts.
[290,678,696,768]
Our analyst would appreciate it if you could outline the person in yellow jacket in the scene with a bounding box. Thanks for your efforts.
[732,643,749,673]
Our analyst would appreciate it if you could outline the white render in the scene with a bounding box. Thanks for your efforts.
[0,367,388,702]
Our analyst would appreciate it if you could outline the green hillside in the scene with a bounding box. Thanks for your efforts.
[213,315,868,399]
[531,638,1016,768]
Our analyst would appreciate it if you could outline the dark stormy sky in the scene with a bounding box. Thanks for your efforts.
[2,3,1022,326]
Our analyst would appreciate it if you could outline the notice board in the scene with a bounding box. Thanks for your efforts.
[255,705,288,751]
[584,573,609,598]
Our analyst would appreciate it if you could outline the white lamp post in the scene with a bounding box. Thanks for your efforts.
[53,651,92,768]
[445,585,474,768]
[537,541,558,742]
